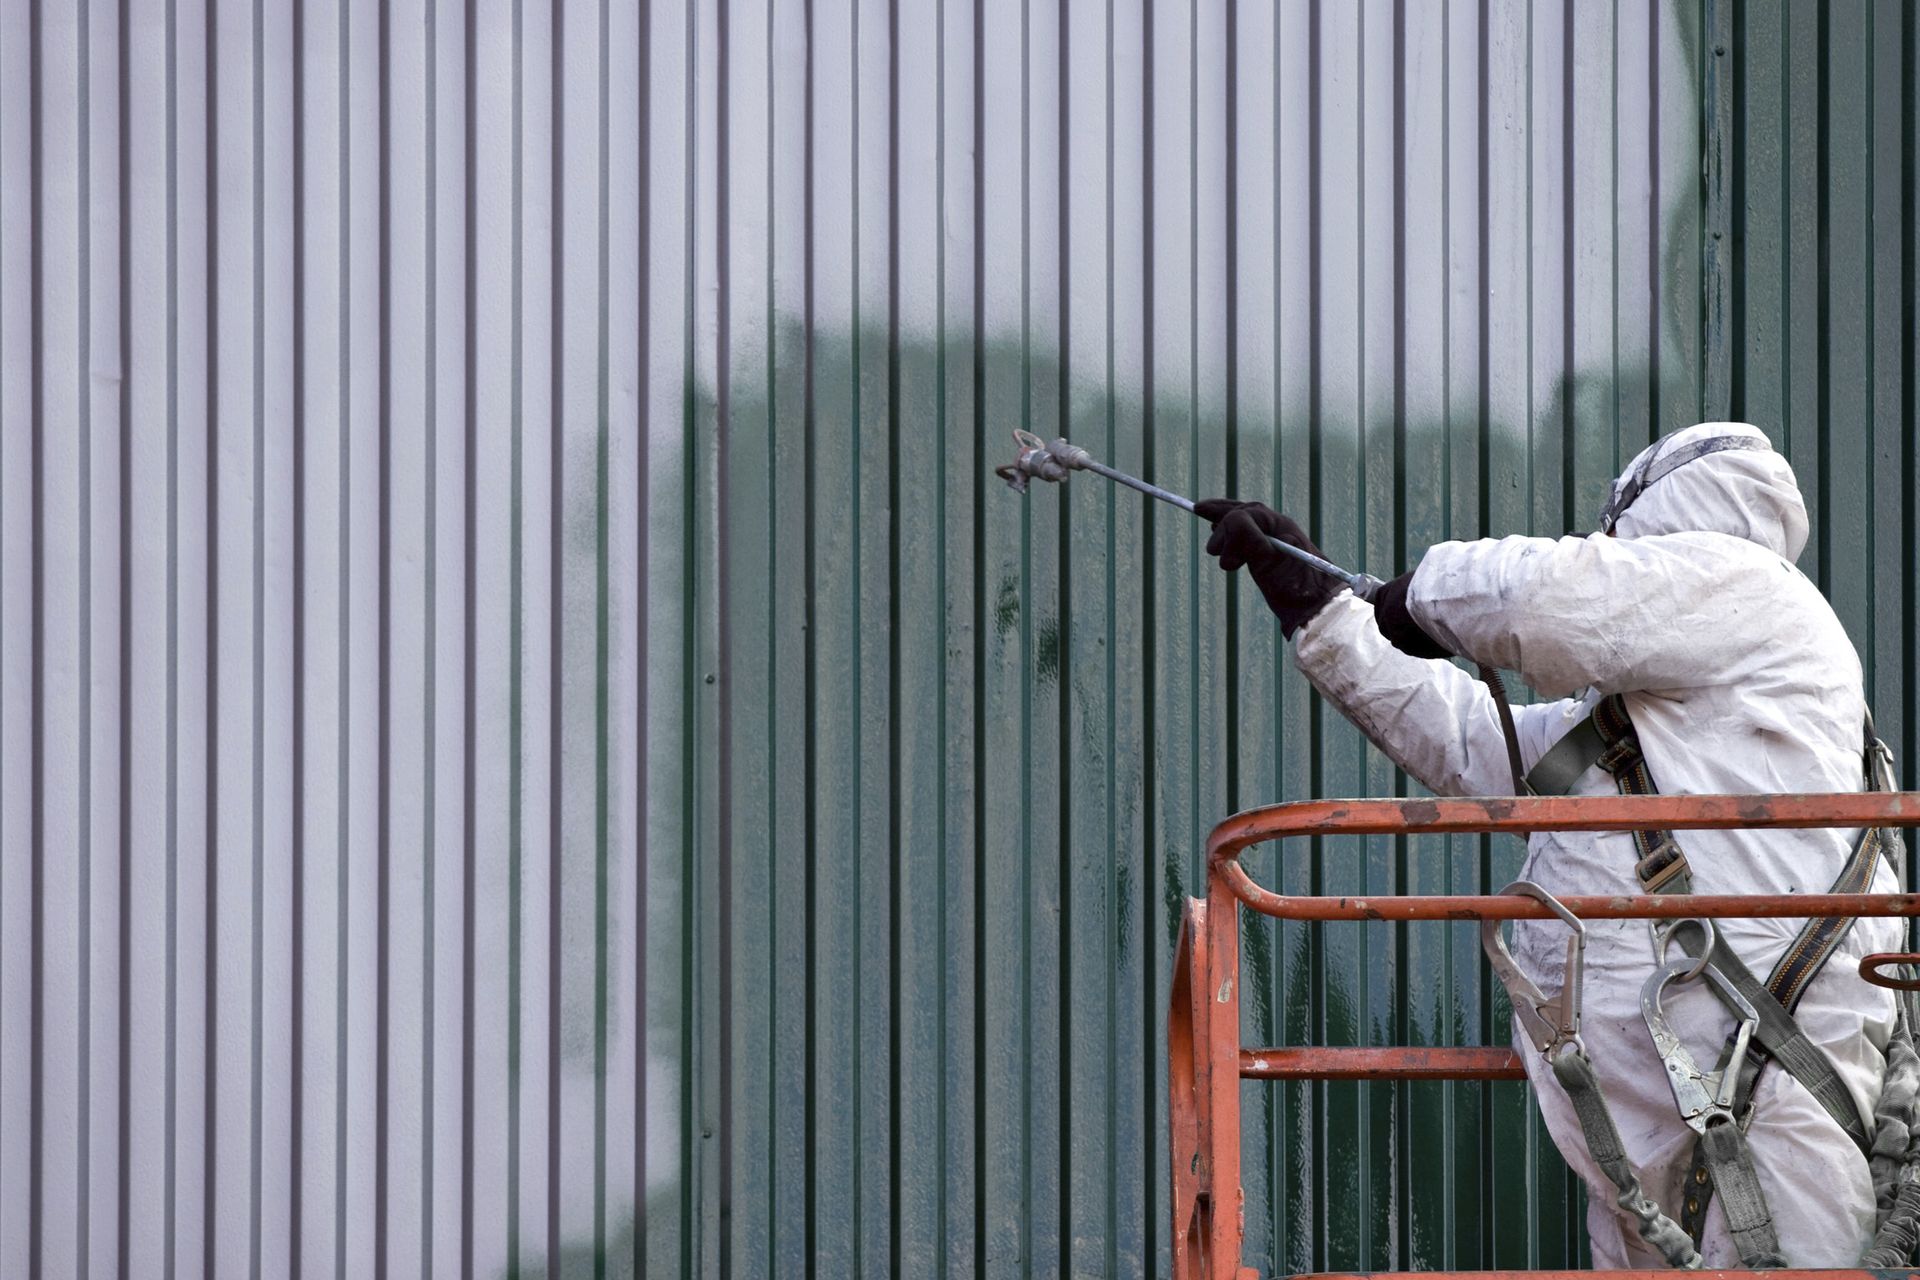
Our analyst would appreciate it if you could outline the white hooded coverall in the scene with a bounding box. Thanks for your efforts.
[1289,422,1898,1266]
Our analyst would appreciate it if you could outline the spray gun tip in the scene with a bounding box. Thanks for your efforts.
[996,428,1067,491]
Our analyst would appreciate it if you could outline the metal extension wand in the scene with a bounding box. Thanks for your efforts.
[995,429,1385,601]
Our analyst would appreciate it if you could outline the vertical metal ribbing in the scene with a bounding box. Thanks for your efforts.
[634,0,653,1272]
[1649,1,1662,446]
[165,0,182,1269]
[373,0,391,1264]
[544,0,562,1266]
[27,3,46,1277]
[76,0,94,1266]
[1388,0,1409,1264]
[1473,0,1493,1255]
[420,2,440,1273]
[1304,2,1325,1261]
[1907,0,1920,810]
[289,0,307,1270]
[459,0,479,1273]
[507,0,524,1265]
[201,0,220,1269]
[587,0,610,1274]
[592,0,611,1272]
[935,0,953,1267]
[1137,0,1156,1268]
[713,0,734,1268]
[884,0,903,1270]
[1052,0,1072,1273]
[1704,0,1733,421]
[967,0,987,1270]
[248,0,267,1269]
[1560,0,1575,539]
[1731,0,1747,420]
[330,0,352,1267]
[676,0,697,1267]
[116,0,136,1267]
[1816,1,1830,593]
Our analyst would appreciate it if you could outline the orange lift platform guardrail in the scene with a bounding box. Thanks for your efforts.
[1167,791,1920,1280]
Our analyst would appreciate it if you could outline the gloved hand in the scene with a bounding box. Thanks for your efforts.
[1194,499,1339,638]
[1368,570,1453,659]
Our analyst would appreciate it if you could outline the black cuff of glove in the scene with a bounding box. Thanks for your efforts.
[1370,571,1452,659]
[1273,591,1335,641]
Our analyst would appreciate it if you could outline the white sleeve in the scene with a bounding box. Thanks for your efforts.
[1404,530,1774,699]
[1292,592,1577,797]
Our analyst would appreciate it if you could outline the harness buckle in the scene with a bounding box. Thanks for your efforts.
[1480,881,1585,1059]
[1596,737,1643,774]
[1634,835,1690,892]
[1642,919,1759,1136]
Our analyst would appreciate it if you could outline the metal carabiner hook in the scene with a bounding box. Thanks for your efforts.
[1641,942,1759,1134]
[1648,916,1716,984]
[1479,881,1586,1058]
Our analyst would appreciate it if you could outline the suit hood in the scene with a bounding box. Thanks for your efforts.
[1601,422,1808,561]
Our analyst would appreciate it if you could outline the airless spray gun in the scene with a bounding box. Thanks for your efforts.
[994,429,1532,791]
[994,429,1386,602]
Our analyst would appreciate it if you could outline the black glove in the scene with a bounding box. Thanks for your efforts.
[1368,570,1452,659]
[1193,499,1339,638]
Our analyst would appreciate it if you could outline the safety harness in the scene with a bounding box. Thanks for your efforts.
[1481,689,1912,1266]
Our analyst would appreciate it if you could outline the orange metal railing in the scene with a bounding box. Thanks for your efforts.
[1167,792,1920,1280]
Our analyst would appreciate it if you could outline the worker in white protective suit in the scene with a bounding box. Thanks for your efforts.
[1197,421,1903,1267]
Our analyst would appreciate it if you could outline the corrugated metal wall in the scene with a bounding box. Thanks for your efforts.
[2,0,1914,1276]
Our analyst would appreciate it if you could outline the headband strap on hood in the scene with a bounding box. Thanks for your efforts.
[1597,434,1769,533]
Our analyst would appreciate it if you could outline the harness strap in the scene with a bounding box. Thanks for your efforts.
[1698,1118,1787,1267]
[1524,711,1610,799]
[1548,1048,1702,1269]
[1585,695,1697,892]
[1524,695,1693,887]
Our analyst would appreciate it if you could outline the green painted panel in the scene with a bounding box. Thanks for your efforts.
[712,1,1875,1275]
